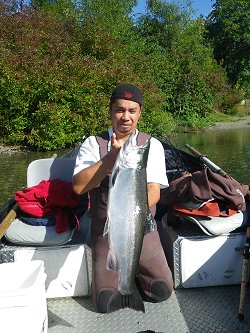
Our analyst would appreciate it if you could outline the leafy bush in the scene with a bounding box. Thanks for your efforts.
[0,0,245,150]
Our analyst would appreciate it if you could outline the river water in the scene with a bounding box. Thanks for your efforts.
[174,127,250,185]
[0,128,250,206]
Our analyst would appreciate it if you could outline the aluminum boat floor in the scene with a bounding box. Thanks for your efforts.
[47,285,250,333]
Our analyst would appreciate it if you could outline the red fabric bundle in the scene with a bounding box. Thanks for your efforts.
[15,179,81,233]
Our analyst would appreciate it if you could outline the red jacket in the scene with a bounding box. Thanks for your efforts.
[14,179,82,233]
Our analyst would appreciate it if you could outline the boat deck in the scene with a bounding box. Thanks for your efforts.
[47,285,250,333]
[1,202,250,332]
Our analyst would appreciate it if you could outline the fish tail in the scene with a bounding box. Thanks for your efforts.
[107,288,145,314]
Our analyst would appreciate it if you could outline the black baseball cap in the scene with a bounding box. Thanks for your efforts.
[110,83,143,106]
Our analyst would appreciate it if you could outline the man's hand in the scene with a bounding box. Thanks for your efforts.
[73,133,128,195]
[109,132,127,162]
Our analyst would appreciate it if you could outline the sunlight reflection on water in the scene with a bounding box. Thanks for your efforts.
[174,128,250,185]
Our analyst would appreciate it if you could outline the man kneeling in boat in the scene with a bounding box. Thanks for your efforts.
[72,83,173,313]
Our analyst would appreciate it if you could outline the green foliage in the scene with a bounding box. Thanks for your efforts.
[137,2,233,120]
[205,0,250,91]
[139,106,175,139]
[0,0,246,150]
[139,0,193,50]
[28,102,82,150]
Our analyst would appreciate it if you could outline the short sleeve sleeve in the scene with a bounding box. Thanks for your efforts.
[146,138,168,188]
[73,136,100,176]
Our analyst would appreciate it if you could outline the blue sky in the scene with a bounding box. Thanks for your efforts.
[133,0,216,18]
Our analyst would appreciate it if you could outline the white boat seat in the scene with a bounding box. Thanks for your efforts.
[5,157,90,246]
[27,157,76,187]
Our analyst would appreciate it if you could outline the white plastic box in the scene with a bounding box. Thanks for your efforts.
[12,244,91,298]
[159,214,247,288]
[0,260,48,333]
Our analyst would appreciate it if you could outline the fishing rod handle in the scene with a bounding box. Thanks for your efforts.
[239,258,249,321]
[185,144,201,158]
[238,226,250,321]
[185,144,228,177]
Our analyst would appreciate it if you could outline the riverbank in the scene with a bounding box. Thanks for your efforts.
[0,145,26,154]
[1,115,250,154]
[203,115,250,131]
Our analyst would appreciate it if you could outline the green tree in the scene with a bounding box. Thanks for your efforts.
[137,0,232,119]
[0,1,174,149]
[205,0,250,91]
[138,0,194,51]
[0,0,244,150]
[78,0,137,59]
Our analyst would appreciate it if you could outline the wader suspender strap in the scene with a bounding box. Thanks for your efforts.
[95,131,151,159]
[137,132,151,146]
[95,131,110,160]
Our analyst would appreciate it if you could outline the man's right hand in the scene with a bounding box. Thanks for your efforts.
[109,132,127,162]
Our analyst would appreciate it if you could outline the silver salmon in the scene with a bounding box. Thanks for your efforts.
[104,134,154,313]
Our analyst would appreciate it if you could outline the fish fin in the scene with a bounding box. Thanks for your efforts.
[103,217,110,236]
[111,165,119,187]
[144,209,155,235]
[107,288,145,314]
[106,249,118,271]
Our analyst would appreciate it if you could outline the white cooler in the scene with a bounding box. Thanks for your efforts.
[0,260,48,333]
[158,214,247,288]
[4,244,92,298]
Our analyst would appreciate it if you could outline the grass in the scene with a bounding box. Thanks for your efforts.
[173,108,250,134]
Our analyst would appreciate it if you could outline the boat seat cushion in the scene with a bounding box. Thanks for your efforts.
[4,207,91,246]
[182,210,248,236]
[4,157,89,246]
[4,218,76,246]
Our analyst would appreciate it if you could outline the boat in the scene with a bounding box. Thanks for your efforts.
[0,141,250,333]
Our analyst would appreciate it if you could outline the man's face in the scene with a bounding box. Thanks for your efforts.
[110,99,142,138]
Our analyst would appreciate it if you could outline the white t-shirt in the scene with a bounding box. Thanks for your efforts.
[73,129,169,188]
